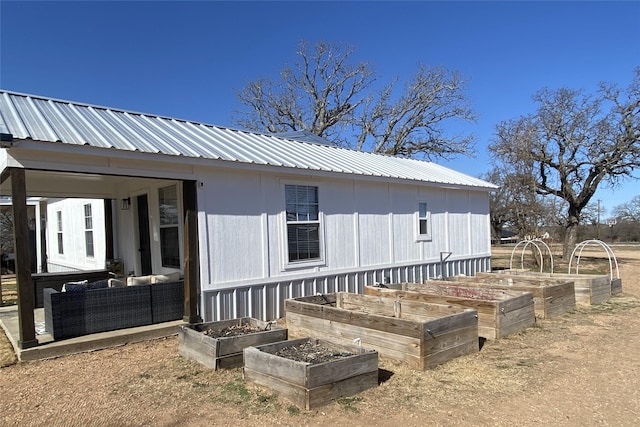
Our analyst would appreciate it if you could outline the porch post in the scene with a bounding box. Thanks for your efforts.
[182,180,201,323]
[11,168,37,349]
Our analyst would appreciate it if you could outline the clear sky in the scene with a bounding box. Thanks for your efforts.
[1,1,638,216]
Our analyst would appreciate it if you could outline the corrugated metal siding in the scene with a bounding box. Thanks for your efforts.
[202,256,491,321]
[0,90,497,189]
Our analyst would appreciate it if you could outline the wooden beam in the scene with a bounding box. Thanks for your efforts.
[0,167,10,185]
[11,168,37,349]
[182,180,201,323]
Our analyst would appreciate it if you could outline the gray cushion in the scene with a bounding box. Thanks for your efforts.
[62,280,89,292]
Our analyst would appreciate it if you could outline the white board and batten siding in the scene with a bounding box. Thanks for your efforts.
[45,198,107,272]
[198,168,492,322]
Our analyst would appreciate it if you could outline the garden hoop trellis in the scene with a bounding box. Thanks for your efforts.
[509,239,555,273]
[568,239,620,280]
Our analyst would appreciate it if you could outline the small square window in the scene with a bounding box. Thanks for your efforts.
[417,202,431,241]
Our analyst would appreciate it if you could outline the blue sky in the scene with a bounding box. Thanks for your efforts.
[1,1,639,215]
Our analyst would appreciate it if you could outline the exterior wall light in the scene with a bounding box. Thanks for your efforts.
[121,197,131,211]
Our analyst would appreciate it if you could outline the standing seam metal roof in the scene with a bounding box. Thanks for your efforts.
[0,90,497,189]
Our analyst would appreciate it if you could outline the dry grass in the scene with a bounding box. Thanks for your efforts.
[0,326,16,368]
[1,246,639,426]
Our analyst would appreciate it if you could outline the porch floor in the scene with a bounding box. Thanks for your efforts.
[0,305,185,362]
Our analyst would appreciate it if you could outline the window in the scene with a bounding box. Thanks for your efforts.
[159,185,180,268]
[285,184,322,263]
[417,202,431,241]
[84,203,94,257]
[56,211,64,254]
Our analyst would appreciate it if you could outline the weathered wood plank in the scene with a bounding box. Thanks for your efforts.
[178,317,287,370]
[484,271,613,305]
[611,278,622,295]
[285,297,424,339]
[285,293,478,369]
[244,337,379,409]
[244,367,309,407]
[244,344,309,387]
[365,285,535,340]
[244,367,378,410]
[307,371,379,408]
[286,312,422,358]
[437,276,576,319]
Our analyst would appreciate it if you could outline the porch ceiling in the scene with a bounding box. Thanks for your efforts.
[0,169,159,199]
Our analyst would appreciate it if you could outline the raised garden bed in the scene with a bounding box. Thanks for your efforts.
[482,271,612,305]
[178,317,287,370]
[434,274,576,319]
[284,292,478,370]
[365,283,535,340]
[244,337,378,410]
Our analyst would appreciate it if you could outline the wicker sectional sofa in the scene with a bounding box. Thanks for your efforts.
[43,280,184,340]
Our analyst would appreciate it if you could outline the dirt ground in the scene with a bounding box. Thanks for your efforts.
[1,246,639,426]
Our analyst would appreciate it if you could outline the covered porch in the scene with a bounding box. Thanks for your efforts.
[0,304,183,361]
[0,166,201,351]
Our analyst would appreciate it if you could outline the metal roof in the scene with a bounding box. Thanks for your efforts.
[0,90,497,189]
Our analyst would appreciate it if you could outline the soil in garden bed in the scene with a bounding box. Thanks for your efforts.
[203,323,266,338]
[274,341,354,364]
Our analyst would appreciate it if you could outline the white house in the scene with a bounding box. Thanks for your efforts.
[0,90,497,345]
[43,198,109,273]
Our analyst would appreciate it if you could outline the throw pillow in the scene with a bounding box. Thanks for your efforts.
[62,280,89,292]
[127,275,153,286]
[86,279,109,290]
[150,272,181,284]
[108,279,125,288]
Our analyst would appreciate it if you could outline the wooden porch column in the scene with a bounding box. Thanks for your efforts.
[11,168,38,348]
[182,180,202,323]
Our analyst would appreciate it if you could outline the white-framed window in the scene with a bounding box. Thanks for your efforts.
[56,210,64,254]
[84,203,94,258]
[284,184,324,266]
[416,202,432,241]
[158,185,180,268]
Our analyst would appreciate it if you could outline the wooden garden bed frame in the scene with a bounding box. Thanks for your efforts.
[481,271,612,305]
[364,283,535,340]
[178,317,288,370]
[432,275,576,319]
[244,337,378,409]
[284,292,478,370]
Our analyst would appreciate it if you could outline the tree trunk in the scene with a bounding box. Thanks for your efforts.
[563,216,579,259]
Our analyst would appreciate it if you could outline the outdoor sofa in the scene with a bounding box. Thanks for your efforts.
[32,269,111,308]
[43,275,184,340]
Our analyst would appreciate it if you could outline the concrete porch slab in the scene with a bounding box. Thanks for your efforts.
[0,305,185,362]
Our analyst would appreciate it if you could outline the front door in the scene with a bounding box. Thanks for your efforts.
[136,194,152,275]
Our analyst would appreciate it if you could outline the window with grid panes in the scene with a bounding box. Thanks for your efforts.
[285,185,321,262]
[158,185,180,268]
[84,203,94,257]
[56,210,64,254]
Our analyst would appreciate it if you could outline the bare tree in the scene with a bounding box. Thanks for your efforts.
[355,64,476,158]
[234,40,477,160]
[613,195,640,222]
[234,41,373,145]
[485,166,556,243]
[0,209,13,255]
[484,168,512,242]
[490,68,640,257]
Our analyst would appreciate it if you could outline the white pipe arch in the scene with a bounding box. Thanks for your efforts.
[568,239,620,280]
[509,239,554,273]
